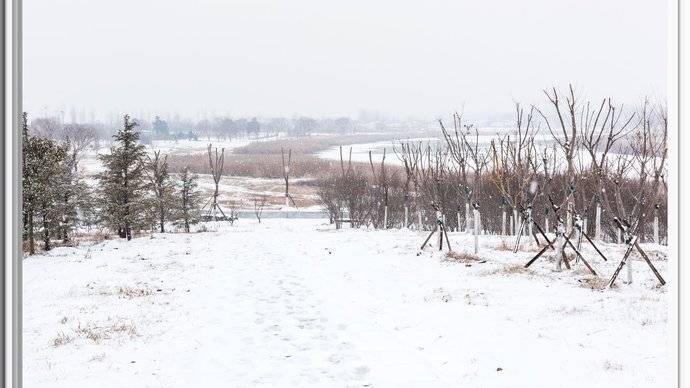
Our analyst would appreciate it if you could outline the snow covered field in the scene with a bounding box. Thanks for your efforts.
[24,219,670,388]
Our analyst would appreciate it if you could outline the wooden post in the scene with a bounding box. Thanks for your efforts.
[594,204,602,240]
[653,210,659,244]
[418,210,423,231]
[404,206,409,229]
[473,209,481,254]
[617,229,622,244]
[383,205,388,230]
[501,210,506,236]
[513,208,518,235]
[465,203,471,233]
[510,215,514,236]
[457,211,462,233]
[545,218,549,234]
[626,255,633,284]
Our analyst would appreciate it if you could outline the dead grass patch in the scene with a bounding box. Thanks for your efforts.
[444,251,482,263]
[495,239,543,252]
[483,264,532,276]
[118,286,153,299]
[74,321,138,344]
[79,231,111,244]
[51,332,74,347]
[578,276,608,289]
[495,240,512,251]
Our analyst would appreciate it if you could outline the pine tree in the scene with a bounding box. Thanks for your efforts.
[22,113,70,252]
[145,150,175,233]
[97,115,148,240]
[22,113,36,253]
[178,166,201,233]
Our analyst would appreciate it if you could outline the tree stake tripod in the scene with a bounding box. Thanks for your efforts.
[420,209,452,251]
[607,217,665,288]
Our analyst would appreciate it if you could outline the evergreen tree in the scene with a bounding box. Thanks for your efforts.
[145,150,175,233]
[178,166,201,233]
[56,135,93,244]
[97,115,148,240]
[22,112,71,252]
[22,112,35,253]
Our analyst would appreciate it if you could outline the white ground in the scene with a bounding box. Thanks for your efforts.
[24,219,670,388]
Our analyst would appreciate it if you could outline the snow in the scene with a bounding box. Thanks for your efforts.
[24,219,670,387]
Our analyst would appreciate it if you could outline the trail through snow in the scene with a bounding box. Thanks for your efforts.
[24,219,670,387]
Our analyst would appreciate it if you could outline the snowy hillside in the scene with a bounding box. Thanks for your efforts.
[24,219,670,388]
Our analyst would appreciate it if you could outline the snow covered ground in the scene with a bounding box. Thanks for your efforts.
[24,219,670,388]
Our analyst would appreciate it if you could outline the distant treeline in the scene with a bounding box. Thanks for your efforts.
[26,114,417,147]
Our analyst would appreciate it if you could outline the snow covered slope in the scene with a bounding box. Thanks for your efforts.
[24,219,670,387]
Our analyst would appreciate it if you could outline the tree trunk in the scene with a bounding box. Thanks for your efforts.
[501,209,506,236]
[42,211,51,251]
[28,212,35,255]
[594,204,602,240]
[473,209,481,254]
[513,208,518,235]
[653,209,659,244]
[465,203,471,233]
[383,205,388,230]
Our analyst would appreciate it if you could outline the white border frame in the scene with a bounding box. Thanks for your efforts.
[3,1,686,387]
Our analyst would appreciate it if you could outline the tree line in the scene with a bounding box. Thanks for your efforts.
[317,86,668,244]
[22,114,202,254]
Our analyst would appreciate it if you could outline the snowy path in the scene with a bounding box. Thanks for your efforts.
[24,219,671,387]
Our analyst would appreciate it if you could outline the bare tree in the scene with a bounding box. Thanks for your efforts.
[253,195,267,223]
[369,149,392,229]
[393,141,422,228]
[489,103,541,236]
[534,84,582,232]
[440,114,491,231]
[205,144,227,220]
[578,97,636,239]
[281,147,294,207]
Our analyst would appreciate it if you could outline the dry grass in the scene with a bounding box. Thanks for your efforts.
[444,251,482,263]
[118,286,153,299]
[494,240,513,251]
[168,152,346,179]
[167,133,410,179]
[578,276,608,289]
[74,321,138,344]
[495,238,543,252]
[482,264,532,276]
[79,231,111,244]
[51,332,74,347]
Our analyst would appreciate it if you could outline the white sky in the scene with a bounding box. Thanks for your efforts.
[24,0,669,121]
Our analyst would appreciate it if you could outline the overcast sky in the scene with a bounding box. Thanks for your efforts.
[24,0,669,121]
